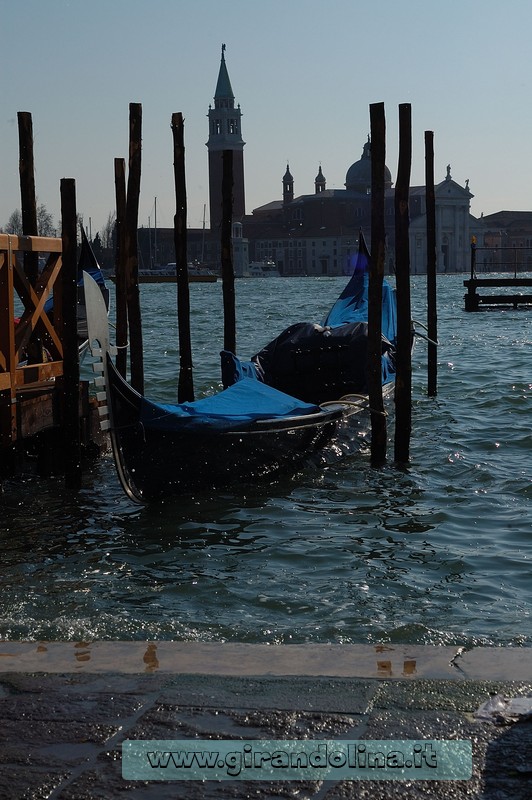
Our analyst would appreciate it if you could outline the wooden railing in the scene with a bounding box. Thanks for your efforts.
[0,234,64,445]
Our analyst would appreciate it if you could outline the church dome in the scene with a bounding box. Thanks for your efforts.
[345,138,392,192]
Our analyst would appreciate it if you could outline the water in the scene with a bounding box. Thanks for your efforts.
[1,275,531,647]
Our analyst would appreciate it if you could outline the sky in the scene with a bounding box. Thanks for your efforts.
[2,0,532,237]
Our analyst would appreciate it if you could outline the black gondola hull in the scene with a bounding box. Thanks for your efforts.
[107,357,346,501]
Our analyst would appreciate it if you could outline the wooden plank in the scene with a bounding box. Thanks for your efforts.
[478,294,532,304]
[13,256,63,359]
[0,234,62,253]
[464,278,532,287]
[15,361,63,386]
[172,112,195,402]
[368,102,387,466]
[114,158,128,378]
[18,391,55,438]
[0,238,17,446]
[394,103,412,464]
[425,130,437,397]
[125,102,144,394]
[18,111,39,286]
[59,177,82,490]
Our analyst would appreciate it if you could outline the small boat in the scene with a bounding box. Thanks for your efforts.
[84,236,397,503]
[247,260,279,278]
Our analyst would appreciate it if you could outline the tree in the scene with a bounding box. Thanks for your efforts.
[5,209,22,235]
[37,203,56,236]
[3,203,56,236]
[100,211,116,249]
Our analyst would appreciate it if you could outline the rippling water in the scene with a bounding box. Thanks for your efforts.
[1,275,531,647]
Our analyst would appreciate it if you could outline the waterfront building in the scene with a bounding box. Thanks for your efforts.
[243,151,477,275]
[135,46,482,276]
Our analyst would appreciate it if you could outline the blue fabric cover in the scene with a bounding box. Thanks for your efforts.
[322,242,397,347]
[220,350,262,387]
[219,234,397,396]
[322,273,397,345]
[139,377,321,433]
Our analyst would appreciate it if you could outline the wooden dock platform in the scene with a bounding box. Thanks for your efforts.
[464,276,532,311]
[464,240,532,310]
[0,232,103,482]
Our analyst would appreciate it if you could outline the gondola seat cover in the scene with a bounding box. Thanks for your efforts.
[221,271,397,404]
[251,321,394,405]
[139,377,321,433]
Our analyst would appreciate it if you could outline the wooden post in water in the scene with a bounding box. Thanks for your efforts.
[124,103,144,394]
[368,102,387,466]
[60,178,82,490]
[172,112,194,402]
[221,150,236,355]
[114,158,128,377]
[17,112,39,287]
[394,103,413,464]
[425,130,438,397]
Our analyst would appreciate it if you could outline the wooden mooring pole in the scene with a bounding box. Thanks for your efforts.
[394,103,412,464]
[59,178,82,490]
[17,112,39,287]
[425,130,438,397]
[368,102,387,466]
[124,102,144,394]
[114,157,128,378]
[172,112,194,402]
[221,150,236,355]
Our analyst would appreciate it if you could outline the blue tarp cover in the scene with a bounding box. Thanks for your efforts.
[139,377,321,433]
[322,235,397,345]
[322,273,397,345]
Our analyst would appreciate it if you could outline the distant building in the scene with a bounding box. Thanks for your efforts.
[206,43,246,232]
[135,47,490,276]
[243,151,477,275]
[475,211,532,272]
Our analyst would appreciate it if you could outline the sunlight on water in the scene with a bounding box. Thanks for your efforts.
[1,275,531,646]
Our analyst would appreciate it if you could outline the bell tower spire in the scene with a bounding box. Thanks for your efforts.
[207,44,246,230]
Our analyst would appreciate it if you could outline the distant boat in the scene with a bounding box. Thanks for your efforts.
[110,264,217,284]
[247,260,279,278]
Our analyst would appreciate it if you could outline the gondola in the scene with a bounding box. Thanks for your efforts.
[84,236,397,503]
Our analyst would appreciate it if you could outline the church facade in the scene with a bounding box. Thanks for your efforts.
[137,46,505,277]
[242,146,479,276]
[205,48,480,276]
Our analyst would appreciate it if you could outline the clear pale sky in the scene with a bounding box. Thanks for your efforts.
[2,0,531,237]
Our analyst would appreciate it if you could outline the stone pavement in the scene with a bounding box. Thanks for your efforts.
[0,642,531,799]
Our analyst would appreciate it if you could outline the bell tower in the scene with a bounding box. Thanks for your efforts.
[283,164,294,205]
[207,45,246,230]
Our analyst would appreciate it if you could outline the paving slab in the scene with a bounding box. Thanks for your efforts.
[0,642,531,799]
